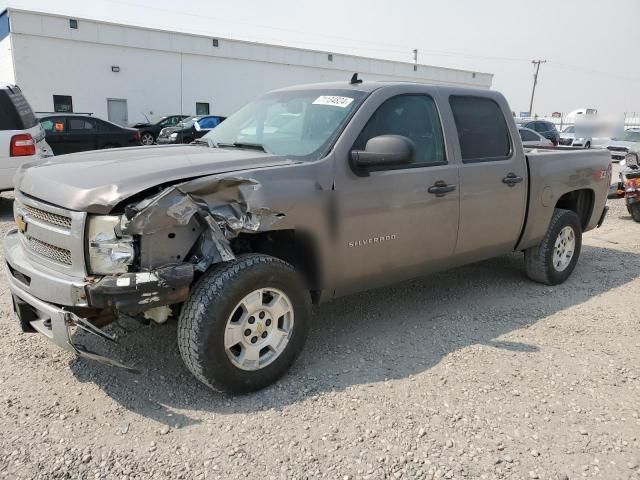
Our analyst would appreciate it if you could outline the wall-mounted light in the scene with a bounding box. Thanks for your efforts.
[111,66,120,73]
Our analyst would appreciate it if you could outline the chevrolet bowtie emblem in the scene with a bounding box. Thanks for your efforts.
[16,214,27,234]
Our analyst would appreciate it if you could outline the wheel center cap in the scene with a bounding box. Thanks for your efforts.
[256,323,266,335]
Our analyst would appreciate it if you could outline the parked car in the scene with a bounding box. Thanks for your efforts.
[0,83,53,192]
[39,114,142,155]
[519,127,553,147]
[131,115,189,145]
[606,130,640,163]
[6,80,611,394]
[519,120,560,146]
[156,115,226,144]
[559,125,610,148]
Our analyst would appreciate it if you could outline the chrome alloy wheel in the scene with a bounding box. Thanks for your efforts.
[224,288,294,371]
[141,132,155,145]
[553,225,575,272]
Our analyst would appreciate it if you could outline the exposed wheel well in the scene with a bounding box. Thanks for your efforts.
[231,230,322,303]
[555,189,594,230]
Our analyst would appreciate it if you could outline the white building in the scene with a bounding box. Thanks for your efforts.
[0,8,493,125]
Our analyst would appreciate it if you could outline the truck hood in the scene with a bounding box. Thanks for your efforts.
[15,145,296,214]
[607,140,637,149]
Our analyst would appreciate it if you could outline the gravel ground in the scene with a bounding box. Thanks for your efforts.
[0,177,639,480]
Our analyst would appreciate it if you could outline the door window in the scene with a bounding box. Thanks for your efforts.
[449,96,511,162]
[197,116,222,129]
[67,117,95,131]
[41,118,66,133]
[353,94,446,166]
[519,129,538,141]
[53,95,73,113]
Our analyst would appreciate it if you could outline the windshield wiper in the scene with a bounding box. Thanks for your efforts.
[218,142,268,152]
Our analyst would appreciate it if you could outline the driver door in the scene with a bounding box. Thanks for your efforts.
[332,91,460,295]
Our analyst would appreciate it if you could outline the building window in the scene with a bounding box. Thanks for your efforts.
[212,38,219,47]
[0,10,9,42]
[69,19,78,29]
[328,54,333,62]
[196,102,210,115]
[53,95,73,113]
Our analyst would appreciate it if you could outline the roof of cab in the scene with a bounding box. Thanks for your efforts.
[272,79,496,97]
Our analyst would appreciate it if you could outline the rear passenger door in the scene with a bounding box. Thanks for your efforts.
[65,117,98,153]
[449,95,527,259]
[333,90,460,294]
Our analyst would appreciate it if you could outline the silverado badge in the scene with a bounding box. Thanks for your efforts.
[16,214,27,234]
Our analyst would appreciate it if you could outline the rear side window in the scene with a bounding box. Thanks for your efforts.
[68,118,95,131]
[519,129,538,141]
[354,94,446,166]
[449,96,511,162]
[0,86,38,131]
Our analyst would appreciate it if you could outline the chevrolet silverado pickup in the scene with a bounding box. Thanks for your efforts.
[4,78,611,393]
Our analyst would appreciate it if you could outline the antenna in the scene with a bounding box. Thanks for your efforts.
[350,73,363,85]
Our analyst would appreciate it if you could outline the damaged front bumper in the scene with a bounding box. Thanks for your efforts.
[4,229,194,369]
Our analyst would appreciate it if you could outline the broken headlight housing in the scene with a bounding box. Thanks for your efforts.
[86,215,135,274]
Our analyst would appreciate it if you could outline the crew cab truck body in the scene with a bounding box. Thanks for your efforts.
[4,80,611,392]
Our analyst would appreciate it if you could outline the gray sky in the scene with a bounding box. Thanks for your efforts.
[2,0,639,117]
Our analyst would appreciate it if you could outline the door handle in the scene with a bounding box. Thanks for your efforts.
[427,181,457,197]
[502,173,523,186]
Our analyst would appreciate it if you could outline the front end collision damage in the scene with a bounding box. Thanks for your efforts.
[71,175,287,366]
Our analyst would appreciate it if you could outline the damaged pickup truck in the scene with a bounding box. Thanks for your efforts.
[4,79,611,393]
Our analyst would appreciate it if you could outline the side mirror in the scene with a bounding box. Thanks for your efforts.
[350,135,415,175]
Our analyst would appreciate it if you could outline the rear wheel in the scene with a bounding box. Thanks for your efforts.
[182,137,194,144]
[140,132,155,145]
[525,208,582,285]
[178,254,311,393]
[629,203,640,222]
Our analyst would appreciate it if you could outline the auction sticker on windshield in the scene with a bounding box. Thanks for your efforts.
[312,96,355,108]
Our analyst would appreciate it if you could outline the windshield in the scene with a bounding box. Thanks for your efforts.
[563,126,575,133]
[202,89,366,159]
[612,131,640,142]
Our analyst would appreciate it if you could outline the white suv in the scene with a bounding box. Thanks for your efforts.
[0,83,53,192]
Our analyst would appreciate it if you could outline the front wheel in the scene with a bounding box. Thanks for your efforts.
[177,254,311,393]
[629,203,640,222]
[524,208,582,285]
[585,141,591,149]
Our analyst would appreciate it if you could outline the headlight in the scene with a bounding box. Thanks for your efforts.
[625,153,639,167]
[86,215,135,274]
[169,133,178,139]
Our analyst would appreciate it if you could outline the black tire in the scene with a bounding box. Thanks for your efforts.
[585,141,591,149]
[524,208,582,285]
[630,203,640,223]
[182,137,194,144]
[177,254,311,393]
[140,132,155,145]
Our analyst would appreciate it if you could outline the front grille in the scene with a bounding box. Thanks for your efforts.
[24,205,72,230]
[608,146,629,152]
[26,236,72,265]
[559,138,573,146]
